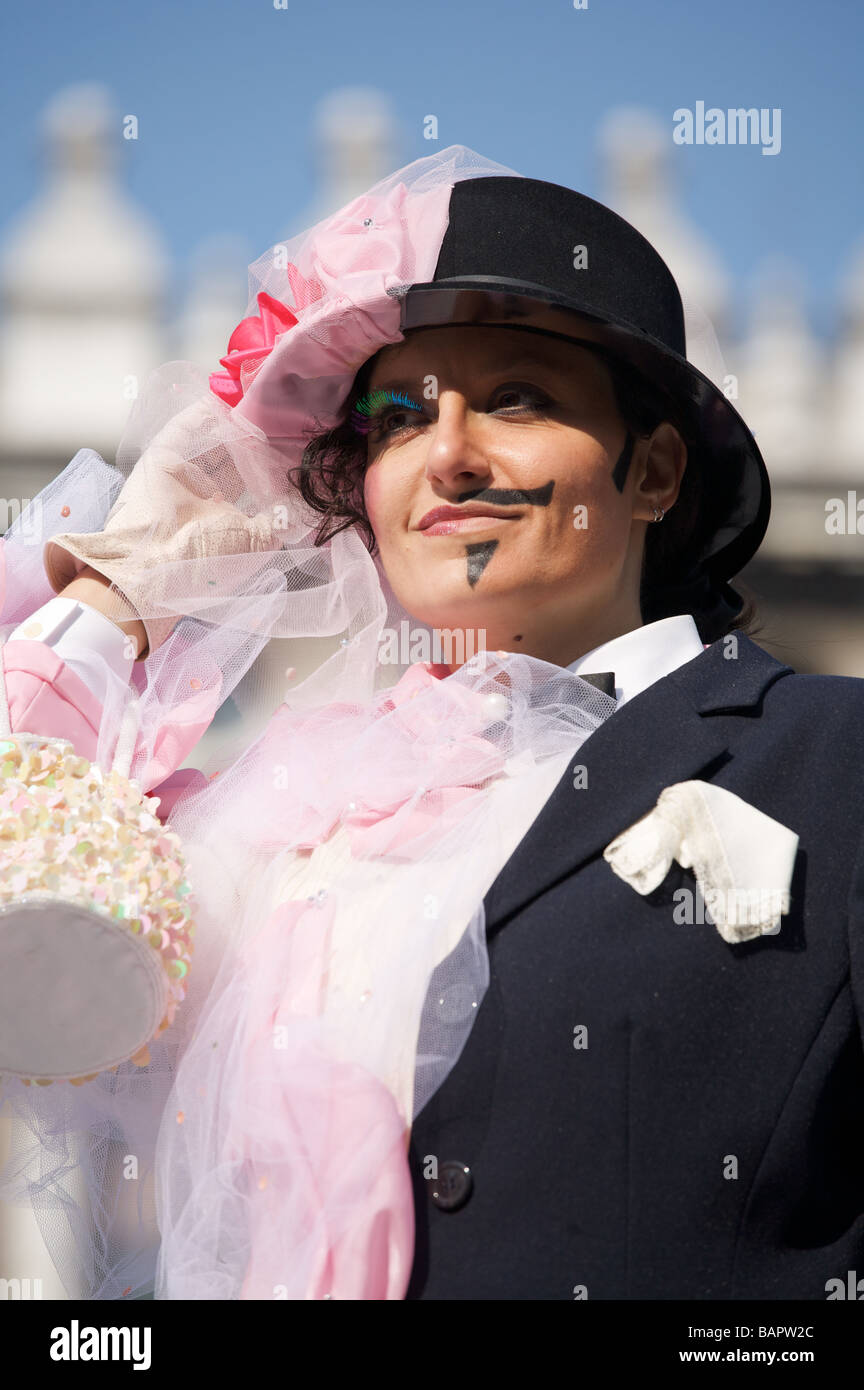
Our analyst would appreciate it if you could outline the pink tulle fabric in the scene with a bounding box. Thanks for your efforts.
[226,899,416,1301]
[0,144,618,1300]
[154,652,614,1299]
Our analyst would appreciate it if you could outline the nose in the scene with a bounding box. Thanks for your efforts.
[423,390,494,492]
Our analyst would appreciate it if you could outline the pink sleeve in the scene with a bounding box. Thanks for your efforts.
[2,639,103,758]
[1,639,210,821]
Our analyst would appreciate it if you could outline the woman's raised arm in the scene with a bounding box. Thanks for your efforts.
[57,564,149,658]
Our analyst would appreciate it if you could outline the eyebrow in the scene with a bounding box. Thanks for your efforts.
[367,351,578,399]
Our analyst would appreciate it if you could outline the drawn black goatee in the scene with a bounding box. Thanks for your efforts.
[458,480,556,588]
[466,541,499,587]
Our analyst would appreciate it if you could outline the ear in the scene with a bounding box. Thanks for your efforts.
[631,422,687,522]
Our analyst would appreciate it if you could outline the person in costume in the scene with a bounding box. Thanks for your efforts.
[0,144,863,1301]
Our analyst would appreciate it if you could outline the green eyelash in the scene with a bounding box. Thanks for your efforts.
[350,389,422,434]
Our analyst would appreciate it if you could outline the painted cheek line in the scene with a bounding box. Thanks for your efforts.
[611,432,635,494]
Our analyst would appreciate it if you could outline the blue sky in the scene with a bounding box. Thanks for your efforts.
[2,0,861,338]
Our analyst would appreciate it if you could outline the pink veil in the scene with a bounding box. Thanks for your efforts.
[0,144,617,1299]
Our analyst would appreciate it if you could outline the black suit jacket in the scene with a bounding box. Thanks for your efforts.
[406,635,864,1299]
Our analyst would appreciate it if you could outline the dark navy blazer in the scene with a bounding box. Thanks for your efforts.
[406,635,864,1299]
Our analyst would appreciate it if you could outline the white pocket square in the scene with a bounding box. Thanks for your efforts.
[603,780,799,944]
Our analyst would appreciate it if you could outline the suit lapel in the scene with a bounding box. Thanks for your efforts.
[483,635,794,933]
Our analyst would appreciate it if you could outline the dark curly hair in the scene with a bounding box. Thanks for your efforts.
[297,340,759,643]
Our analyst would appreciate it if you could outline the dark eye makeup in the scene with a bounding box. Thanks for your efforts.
[363,383,553,440]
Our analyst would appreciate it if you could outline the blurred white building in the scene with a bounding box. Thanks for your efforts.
[0,86,168,474]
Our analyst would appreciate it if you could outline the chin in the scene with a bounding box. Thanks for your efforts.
[397,580,531,634]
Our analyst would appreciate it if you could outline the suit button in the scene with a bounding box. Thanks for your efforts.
[430,1160,473,1212]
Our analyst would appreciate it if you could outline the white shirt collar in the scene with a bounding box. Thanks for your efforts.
[566,614,706,706]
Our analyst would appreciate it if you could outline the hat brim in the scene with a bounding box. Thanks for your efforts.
[396,279,771,585]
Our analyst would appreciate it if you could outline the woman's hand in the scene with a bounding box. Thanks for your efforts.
[42,393,281,660]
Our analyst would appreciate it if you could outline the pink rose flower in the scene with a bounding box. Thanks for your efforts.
[209,263,325,408]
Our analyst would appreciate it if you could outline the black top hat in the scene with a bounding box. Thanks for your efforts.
[394,176,770,639]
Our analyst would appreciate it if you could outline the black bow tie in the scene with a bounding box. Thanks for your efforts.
[577,670,616,697]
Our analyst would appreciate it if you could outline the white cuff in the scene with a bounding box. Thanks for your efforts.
[9,597,135,703]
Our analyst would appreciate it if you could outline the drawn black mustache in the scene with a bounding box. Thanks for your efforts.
[458,436,635,590]
[455,481,555,507]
